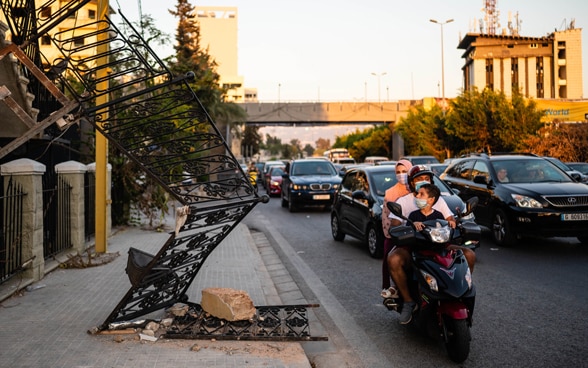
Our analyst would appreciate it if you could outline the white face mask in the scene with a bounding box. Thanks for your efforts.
[396,173,408,185]
[415,198,428,209]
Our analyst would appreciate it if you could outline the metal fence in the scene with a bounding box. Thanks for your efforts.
[42,171,72,258]
[0,177,25,283]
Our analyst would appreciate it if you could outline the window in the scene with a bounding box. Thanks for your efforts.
[536,57,544,98]
[471,161,490,181]
[485,59,494,90]
[511,58,519,91]
[41,35,51,45]
[446,160,475,181]
[88,9,96,19]
[341,172,357,198]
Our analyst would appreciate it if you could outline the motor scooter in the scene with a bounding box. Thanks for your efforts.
[384,197,480,363]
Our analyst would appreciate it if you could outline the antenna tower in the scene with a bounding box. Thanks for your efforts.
[483,0,499,35]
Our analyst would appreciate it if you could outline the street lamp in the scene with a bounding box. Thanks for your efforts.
[371,72,387,104]
[430,18,454,115]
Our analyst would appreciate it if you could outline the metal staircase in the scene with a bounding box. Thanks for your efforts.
[0,2,332,342]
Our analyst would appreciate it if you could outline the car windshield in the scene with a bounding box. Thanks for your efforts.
[492,159,573,183]
[292,162,337,176]
[270,167,285,176]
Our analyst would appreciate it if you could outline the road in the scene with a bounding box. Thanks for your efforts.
[243,193,588,367]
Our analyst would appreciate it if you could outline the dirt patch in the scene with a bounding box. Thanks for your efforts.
[59,251,120,269]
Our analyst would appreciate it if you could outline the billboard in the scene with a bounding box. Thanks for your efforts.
[534,99,588,123]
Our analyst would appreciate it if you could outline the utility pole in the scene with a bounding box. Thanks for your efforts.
[430,18,453,116]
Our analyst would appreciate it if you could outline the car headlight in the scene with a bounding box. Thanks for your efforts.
[427,222,451,243]
[511,194,543,208]
[271,180,279,186]
[332,184,340,189]
[420,270,438,292]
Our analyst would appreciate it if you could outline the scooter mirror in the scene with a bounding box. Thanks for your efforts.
[386,201,404,218]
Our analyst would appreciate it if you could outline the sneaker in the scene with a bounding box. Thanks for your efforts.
[398,301,417,325]
[380,287,399,299]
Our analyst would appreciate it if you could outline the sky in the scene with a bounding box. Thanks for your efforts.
[112,0,588,148]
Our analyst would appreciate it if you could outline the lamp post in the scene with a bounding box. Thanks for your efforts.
[371,72,387,104]
[429,18,453,115]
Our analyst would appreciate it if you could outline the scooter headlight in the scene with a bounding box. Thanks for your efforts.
[420,270,438,292]
[465,267,472,289]
[428,222,451,243]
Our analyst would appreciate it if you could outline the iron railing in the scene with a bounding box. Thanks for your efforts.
[42,171,72,258]
[0,177,25,283]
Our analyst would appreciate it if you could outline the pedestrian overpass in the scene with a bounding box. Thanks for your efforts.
[240,100,420,126]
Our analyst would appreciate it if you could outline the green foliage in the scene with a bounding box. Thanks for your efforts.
[241,126,262,156]
[262,133,283,156]
[522,122,588,162]
[395,105,446,159]
[444,88,544,155]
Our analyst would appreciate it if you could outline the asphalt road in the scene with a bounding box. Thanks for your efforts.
[243,193,588,368]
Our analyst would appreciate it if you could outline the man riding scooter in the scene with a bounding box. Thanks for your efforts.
[387,165,477,324]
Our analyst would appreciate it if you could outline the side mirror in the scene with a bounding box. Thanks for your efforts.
[386,201,404,218]
[473,175,489,185]
[463,197,479,216]
[352,190,369,201]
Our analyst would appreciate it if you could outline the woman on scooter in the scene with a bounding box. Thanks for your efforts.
[387,165,476,324]
[380,159,413,299]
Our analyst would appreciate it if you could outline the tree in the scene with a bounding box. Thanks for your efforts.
[262,133,283,156]
[167,0,246,141]
[395,105,446,160]
[241,125,262,158]
[523,122,588,162]
[303,143,315,157]
[444,88,543,155]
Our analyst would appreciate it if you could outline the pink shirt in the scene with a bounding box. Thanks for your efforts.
[382,184,410,238]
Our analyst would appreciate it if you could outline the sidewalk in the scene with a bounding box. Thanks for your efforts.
[0,216,313,367]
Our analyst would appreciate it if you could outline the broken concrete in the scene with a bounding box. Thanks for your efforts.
[201,287,256,321]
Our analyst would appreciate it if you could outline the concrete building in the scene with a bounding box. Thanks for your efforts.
[196,6,257,103]
[458,25,583,100]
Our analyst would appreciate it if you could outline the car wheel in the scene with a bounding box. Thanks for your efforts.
[492,208,515,246]
[366,224,384,258]
[331,214,345,241]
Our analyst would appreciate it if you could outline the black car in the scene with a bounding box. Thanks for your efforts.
[330,165,468,258]
[441,153,588,246]
[281,158,342,212]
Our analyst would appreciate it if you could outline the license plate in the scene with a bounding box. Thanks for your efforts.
[313,194,330,200]
[561,213,588,221]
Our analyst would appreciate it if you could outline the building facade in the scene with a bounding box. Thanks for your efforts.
[196,6,257,103]
[458,27,583,100]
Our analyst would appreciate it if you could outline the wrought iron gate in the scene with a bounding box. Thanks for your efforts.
[1,1,324,341]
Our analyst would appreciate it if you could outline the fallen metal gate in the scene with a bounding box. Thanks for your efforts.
[0,1,325,341]
[164,302,327,341]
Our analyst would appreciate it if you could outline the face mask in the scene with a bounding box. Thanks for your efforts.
[414,180,430,192]
[415,198,428,209]
[396,173,408,185]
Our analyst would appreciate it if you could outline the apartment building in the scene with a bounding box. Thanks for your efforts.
[458,26,583,100]
[196,6,257,103]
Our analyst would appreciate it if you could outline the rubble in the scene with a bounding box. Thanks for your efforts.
[200,287,256,321]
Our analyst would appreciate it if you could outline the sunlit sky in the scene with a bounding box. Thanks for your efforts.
[115,0,588,102]
[113,1,588,148]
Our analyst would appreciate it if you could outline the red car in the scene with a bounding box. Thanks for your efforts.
[267,166,285,197]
